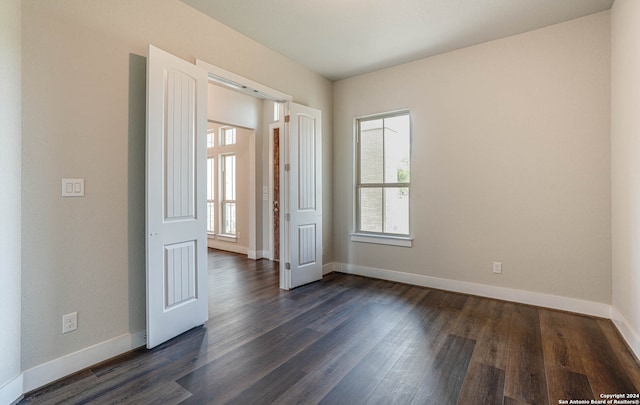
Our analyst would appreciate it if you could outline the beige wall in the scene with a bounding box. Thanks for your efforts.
[21,0,332,371]
[611,0,640,351]
[333,12,611,303]
[0,0,22,394]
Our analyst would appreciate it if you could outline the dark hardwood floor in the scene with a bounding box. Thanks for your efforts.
[21,249,640,404]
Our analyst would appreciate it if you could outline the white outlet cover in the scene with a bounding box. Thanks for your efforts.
[492,262,502,274]
[62,312,78,334]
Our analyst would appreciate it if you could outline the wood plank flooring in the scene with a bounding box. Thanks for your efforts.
[20,249,640,404]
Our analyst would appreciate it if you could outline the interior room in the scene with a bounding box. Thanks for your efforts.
[1,0,639,403]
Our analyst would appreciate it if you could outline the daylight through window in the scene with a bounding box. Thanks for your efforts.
[221,154,237,236]
[206,129,215,233]
[220,127,236,146]
[356,111,410,236]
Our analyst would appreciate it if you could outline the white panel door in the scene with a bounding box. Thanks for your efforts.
[146,45,208,348]
[281,102,322,289]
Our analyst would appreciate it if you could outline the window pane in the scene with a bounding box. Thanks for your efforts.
[207,157,215,233]
[360,122,384,184]
[207,157,215,201]
[360,118,382,132]
[384,115,410,183]
[223,202,236,235]
[207,130,215,148]
[384,187,409,235]
[223,155,236,200]
[221,127,236,145]
[359,187,382,232]
[207,202,215,233]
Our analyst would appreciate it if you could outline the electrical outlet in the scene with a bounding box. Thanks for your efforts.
[62,312,78,334]
[492,262,502,274]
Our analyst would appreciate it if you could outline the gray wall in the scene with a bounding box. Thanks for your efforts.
[0,0,22,396]
[333,12,611,303]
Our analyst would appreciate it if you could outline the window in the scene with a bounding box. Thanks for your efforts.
[355,111,411,244]
[207,129,215,148]
[220,127,236,146]
[206,129,215,234]
[220,154,236,236]
[206,157,215,233]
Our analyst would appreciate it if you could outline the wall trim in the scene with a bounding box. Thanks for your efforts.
[322,262,337,275]
[208,241,249,256]
[0,374,23,405]
[611,306,640,360]
[248,250,269,260]
[335,262,611,318]
[22,330,145,393]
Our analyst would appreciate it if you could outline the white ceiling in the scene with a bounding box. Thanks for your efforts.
[182,0,613,81]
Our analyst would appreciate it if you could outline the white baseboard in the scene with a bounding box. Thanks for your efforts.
[248,250,270,260]
[322,262,337,275]
[22,330,145,393]
[611,306,640,360]
[208,241,249,256]
[335,263,611,318]
[0,374,23,405]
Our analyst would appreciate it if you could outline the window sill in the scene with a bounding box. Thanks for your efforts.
[350,233,413,247]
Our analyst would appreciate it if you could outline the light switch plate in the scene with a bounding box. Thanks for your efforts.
[62,179,85,197]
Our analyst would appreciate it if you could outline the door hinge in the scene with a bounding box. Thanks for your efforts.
[285,213,290,221]
[285,163,290,172]
[285,262,291,270]
[284,115,290,123]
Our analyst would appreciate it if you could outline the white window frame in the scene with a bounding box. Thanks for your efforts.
[351,110,413,247]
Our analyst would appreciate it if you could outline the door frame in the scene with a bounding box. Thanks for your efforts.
[268,121,283,261]
[195,59,292,265]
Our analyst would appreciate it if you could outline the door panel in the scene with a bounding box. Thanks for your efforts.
[281,103,322,289]
[146,45,208,349]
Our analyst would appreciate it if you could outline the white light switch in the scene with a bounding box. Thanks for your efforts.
[62,179,85,197]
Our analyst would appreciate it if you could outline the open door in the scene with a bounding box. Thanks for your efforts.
[146,45,208,348]
[280,102,322,289]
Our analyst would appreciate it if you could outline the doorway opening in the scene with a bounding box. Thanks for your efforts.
[197,58,323,292]
[205,120,257,257]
